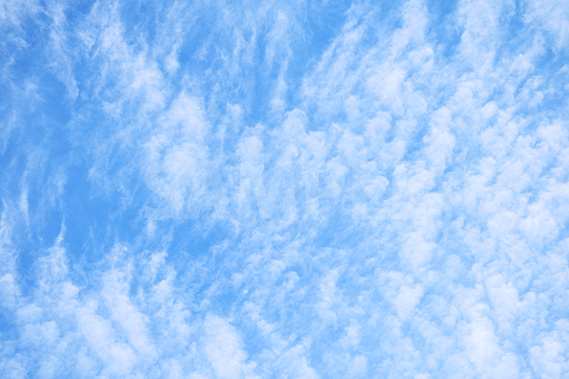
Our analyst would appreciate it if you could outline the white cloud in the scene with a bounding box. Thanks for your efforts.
[2,0,569,377]
[144,93,209,218]
[204,314,258,379]
[393,283,424,320]
[525,0,569,51]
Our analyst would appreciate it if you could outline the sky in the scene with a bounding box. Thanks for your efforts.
[1,0,569,377]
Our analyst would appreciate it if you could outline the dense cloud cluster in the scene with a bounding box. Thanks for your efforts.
[1,0,569,377]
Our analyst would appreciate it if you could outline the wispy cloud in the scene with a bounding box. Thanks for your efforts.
[1,0,569,377]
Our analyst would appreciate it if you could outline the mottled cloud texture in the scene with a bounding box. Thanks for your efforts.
[1,0,569,377]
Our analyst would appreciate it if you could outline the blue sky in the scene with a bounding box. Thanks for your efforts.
[1,0,569,377]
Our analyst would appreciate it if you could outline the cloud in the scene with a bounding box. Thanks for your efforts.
[2,0,569,377]
[144,93,210,218]
[204,314,259,379]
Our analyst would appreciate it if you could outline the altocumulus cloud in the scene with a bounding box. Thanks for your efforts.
[1,0,569,377]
